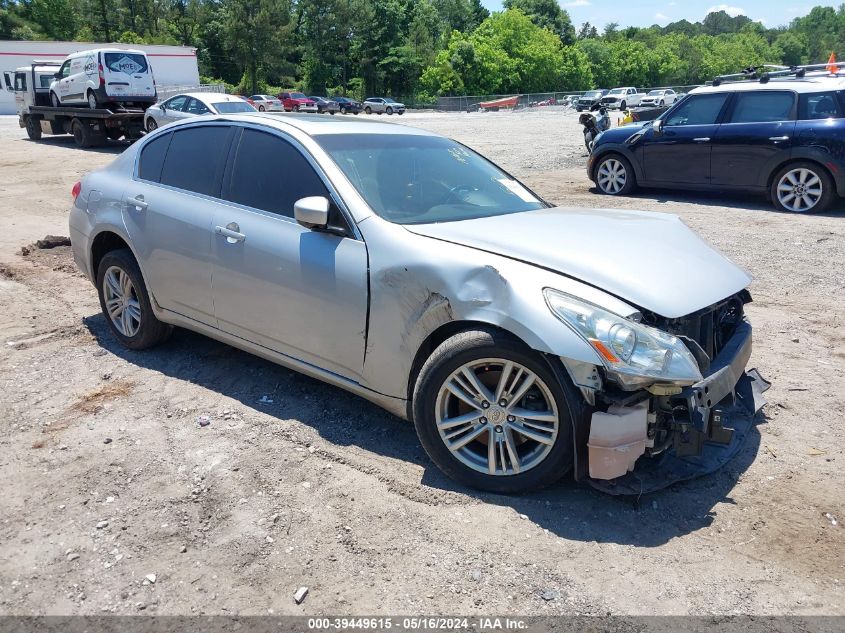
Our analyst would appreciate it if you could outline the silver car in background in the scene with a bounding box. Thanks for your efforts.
[69,114,766,494]
[250,94,284,112]
[639,89,677,107]
[363,97,405,115]
[144,93,256,132]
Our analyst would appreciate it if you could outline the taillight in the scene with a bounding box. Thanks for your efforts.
[71,181,81,201]
[98,63,105,88]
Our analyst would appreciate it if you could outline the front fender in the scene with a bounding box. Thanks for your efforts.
[359,218,635,400]
[589,141,645,183]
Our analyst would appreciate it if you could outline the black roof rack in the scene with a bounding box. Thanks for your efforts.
[712,62,845,86]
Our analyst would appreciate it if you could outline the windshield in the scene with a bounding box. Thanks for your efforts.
[584,91,602,98]
[384,98,397,103]
[647,90,663,96]
[316,134,546,225]
[291,92,306,99]
[213,101,256,113]
[609,88,626,95]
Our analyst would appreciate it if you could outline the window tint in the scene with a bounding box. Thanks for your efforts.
[185,98,209,115]
[165,95,187,111]
[102,52,149,74]
[138,132,172,183]
[160,126,231,196]
[665,93,729,126]
[799,92,841,120]
[729,91,794,123]
[227,129,329,218]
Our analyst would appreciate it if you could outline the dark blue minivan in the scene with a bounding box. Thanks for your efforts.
[588,76,845,213]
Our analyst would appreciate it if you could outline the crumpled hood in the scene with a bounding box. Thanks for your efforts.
[405,207,751,319]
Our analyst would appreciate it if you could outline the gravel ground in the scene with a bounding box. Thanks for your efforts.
[0,109,843,616]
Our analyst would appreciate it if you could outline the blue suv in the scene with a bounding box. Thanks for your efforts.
[587,75,845,213]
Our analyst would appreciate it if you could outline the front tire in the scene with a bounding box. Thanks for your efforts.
[258,105,265,112]
[87,90,99,110]
[620,100,626,110]
[386,106,393,115]
[771,161,834,213]
[340,106,347,115]
[365,106,372,114]
[96,249,171,350]
[594,154,637,196]
[25,116,42,140]
[146,117,158,132]
[412,328,575,493]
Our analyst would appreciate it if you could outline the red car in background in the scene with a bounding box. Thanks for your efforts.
[278,91,318,113]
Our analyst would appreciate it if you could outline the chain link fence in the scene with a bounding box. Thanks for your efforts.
[434,85,703,112]
[156,83,226,102]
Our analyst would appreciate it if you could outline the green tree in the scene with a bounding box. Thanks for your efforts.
[502,0,575,44]
[223,0,292,95]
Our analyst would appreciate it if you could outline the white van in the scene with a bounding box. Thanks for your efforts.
[49,48,156,110]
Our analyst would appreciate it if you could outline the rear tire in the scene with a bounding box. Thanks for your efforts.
[25,116,42,141]
[258,105,265,112]
[96,249,172,350]
[770,161,834,213]
[87,90,99,110]
[594,154,637,196]
[146,118,158,132]
[340,106,347,114]
[412,328,576,493]
[365,106,372,114]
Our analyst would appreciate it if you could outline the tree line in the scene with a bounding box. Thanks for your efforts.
[2,0,845,101]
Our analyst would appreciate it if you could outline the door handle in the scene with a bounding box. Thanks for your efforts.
[693,137,711,143]
[215,223,246,243]
[126,195,147,211]
[769,136,790,142]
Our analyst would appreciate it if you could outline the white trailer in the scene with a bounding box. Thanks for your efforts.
[0,39,199,115]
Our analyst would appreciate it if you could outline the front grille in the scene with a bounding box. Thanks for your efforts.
[643,293,747,363]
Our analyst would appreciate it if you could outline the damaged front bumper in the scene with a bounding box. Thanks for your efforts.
[584,318,770,494]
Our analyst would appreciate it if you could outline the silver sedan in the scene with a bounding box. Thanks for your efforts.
[144,92,256,132]
[69,114,762,493]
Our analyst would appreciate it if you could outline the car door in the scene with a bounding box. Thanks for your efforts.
[641,92,731,185]
[184,97,210,117]
[55,60,72,102]
[122,124,235,327]
[710,90,796,188]
[160,95,189,124]
[211,126,368,379]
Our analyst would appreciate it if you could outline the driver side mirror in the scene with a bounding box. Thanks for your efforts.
[53,72,61,79]
[294,196,329,230]
[653,119,664,134]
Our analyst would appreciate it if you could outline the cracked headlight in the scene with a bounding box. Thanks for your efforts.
[543,289,703,388]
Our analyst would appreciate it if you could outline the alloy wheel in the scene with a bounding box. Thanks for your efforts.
[146,118,157,132]
[88,92,98,109]
[434,359,559,476]
[777,168,823,212]
[596,158,627,194]
[103,266,141,337]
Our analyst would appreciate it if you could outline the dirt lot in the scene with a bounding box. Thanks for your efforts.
[0,109,843,616]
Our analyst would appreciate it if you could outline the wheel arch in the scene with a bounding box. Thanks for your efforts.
[765,156,836,193]
[590,147,642,183]
[89,229,159,311]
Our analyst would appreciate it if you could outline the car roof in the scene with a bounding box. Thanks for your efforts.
[162,112,436,137]
[68,48,145,56]
[170,92,247,104]
[691,75,845,95]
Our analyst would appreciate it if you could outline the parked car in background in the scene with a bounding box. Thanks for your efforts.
[601,87,642,110]
[333,96,362,114]
[363,97,405,115]
[278,92,317,112]
[70,113,763,494]
[234,95,255,107]
[639,89,678,107]
[576,89,608,112]
[588,73,845,213]
[309,96,339,114]
[250,94,283,112]
[144,93,256,132]
[49,48,156,110]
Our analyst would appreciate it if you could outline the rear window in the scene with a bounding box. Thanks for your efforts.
[729,91,794,124]
[103,52,149,74]
[138,132,172,182]
[798,92,842,120]
[160,126,231,197]
[212,101,256,114]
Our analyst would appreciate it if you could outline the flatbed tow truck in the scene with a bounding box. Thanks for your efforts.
[10,61,146,148]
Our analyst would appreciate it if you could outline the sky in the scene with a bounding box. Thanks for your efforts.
[478,0,838,30]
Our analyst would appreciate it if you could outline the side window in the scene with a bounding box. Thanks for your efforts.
[799,92,841,120]
[665,93,729,126]
[138,132,172,182]
[14,72,27,92]
[729,91,794,124]
[227,128,330,218]
[59,62,70,78]
[160,126,231,196]
[165,95,187,111]
[185,98,209,115]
